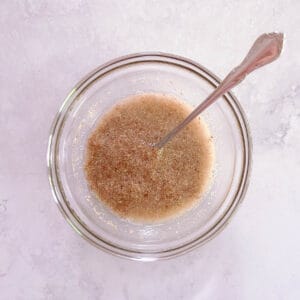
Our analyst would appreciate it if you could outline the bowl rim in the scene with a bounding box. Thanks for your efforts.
[47,52,252,261]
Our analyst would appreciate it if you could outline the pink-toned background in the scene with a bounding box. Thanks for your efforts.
[1,1,299,299]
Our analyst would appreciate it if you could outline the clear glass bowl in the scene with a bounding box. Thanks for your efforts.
[47,53,252,261]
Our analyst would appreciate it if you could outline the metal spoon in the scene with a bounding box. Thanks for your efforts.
[155,32,284,148]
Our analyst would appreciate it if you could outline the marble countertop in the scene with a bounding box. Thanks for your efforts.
[1,1,299,299]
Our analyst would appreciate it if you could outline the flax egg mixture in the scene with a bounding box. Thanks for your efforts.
[85,93,214,221]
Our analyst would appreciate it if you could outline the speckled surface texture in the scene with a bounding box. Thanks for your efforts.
[1,1,299,299]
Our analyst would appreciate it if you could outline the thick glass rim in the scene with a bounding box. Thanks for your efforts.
[47,52,252,261]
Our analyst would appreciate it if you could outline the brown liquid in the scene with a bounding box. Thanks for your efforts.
[85,93,214,221]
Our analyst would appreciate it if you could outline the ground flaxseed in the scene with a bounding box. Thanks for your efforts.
[85,93,214,221]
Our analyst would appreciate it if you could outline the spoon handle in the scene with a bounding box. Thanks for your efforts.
[155,32,283,149]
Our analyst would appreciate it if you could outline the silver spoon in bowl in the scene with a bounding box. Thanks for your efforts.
[155,32,284,149]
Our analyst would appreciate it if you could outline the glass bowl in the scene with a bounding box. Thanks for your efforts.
[47,52,252,261]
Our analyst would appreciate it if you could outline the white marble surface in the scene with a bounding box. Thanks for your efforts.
[1,1,300,299]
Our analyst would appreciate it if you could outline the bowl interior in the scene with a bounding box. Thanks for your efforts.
[50,54,250,259]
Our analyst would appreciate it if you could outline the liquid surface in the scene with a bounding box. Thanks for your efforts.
[85,94,214,221]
